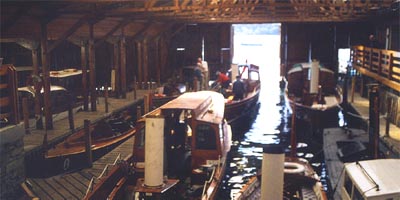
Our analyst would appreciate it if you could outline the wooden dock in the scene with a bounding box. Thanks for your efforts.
[323,127,368,200]
[21,89,151,199]
[25,136,134,199]
[349,91,400,156]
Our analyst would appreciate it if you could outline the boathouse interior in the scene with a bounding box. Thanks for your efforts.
[1,0,400,199]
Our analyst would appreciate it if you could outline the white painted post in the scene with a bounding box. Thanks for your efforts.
[144,116,164,187]
[261,145,284,200]
[310,60,320,94]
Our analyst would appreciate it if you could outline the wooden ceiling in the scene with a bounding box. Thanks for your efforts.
[1,0,398,41]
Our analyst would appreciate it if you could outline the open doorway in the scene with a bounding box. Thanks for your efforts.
[232,24,281,83]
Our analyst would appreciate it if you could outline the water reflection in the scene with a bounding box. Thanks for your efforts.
[217,66,331,199]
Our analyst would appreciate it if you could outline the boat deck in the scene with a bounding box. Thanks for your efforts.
[21,89,150,199]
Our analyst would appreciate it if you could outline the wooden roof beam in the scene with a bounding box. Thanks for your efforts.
[95,18,131,47]
[1,6,31,33]
[47,16,89,53]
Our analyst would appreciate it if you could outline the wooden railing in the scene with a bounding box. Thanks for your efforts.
[0,64,19,127]
[351,46,400,92]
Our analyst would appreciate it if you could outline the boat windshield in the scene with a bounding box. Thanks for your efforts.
[195,124,217,150]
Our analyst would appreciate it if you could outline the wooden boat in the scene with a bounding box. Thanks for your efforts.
[235,157,327,200]
[151,83,186,108]
[84,91,232,200]
[25,111,136,178]
[286,62,342,112]
[222,64,261,124]
[341,159,400,200]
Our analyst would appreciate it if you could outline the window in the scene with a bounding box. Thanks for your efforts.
[195,124,216,150]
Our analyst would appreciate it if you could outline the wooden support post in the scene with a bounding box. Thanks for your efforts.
[155,38,161,85]
[290,104,297,158]
[105,84,109,113]
[84,119,93,167]
[368,85,380,159]
[137,42,143,88]
[137,106,142,121]
[388,53,394,80]
[40,21,53,129]
[351,76,356,103]
[88,23,97,111]
[22,97,30,134]
[120,36,127,98]
[143,39,149,84]
[144,94,149,114]
[31,49,42,129]
[81,41,89,111]
[385,98,391,137]
[133,76,137,100]
[360,76,364,97]
[113,42,120,98]
[68,103,74,131]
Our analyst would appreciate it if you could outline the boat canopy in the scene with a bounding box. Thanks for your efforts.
[344,159,400,199]
[160,91,225,125]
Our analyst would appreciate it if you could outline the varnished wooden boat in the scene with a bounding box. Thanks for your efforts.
[286,62,342,112]
[84,91,232,200]
[235,157,328,200]
[223,64,261,124]
[25,112,136,178]
[151,83,186,108]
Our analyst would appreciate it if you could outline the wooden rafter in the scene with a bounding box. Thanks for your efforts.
[94,17,131,47]
[47,16,88,53]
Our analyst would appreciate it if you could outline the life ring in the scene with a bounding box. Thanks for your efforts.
[284,162,305,174]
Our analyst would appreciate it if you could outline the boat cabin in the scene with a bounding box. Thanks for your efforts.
[133,91,231,184]
[341,159,400,200]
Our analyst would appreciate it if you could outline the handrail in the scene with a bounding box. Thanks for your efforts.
[351,46,400,92]
[85,153,121,196]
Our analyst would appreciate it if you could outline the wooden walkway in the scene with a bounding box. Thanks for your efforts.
[26,137,134,199]
[323,128,368,200]
[349,91,400,155]
[21,89,150,199]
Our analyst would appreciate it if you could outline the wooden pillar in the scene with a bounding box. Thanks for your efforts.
[155,38,161,84]
[137,41,143,88]
[113,42,121,97]
[81,41,89,111]
[290,104,297,158]
[351,76,356,103]
[120,37,127,98]
[368,85,380,159]
[143,39,149,84]
[84,119,93,167]
[40,21,53,130]
[104,83,109,113]
[22,97,30,134]
[385,98,391,137]
[144,94,149,114]
[88,22,97,111]
[31,48,43,129]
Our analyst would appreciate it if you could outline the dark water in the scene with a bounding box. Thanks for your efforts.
[216,76,343,199]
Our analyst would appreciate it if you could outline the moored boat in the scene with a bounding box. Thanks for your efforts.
[84,90,232,200]
[235,156,327,200]
[286,61,342,112]
[221,64,261,124]
[25,111,136,178]
[341,159,400,200]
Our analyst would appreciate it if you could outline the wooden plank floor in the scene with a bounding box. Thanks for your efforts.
[26,136,134,200]
[323,127,367,200]
[22,90,150,199]
[349,91,400,155]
